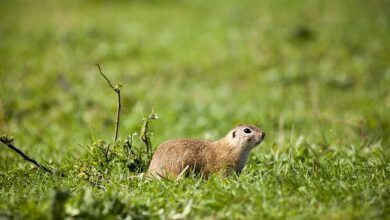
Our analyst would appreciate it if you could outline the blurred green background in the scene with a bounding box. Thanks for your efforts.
[1,0,389,160]
[0,0,389,218]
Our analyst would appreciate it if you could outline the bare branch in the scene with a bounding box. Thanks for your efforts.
[116,91,121,142]
[0,135,52,174]
[95,64,122,143]
[96,64,115,90]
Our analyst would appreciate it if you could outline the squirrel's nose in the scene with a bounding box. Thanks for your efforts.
[261,132,266,139]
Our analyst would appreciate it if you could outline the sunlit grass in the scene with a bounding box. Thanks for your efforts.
[0,0,389,219]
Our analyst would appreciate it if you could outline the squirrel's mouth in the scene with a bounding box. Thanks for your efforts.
[254,136,265,146]
[247,134,265,148]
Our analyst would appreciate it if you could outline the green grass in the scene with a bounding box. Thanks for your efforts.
[1,0,390,219]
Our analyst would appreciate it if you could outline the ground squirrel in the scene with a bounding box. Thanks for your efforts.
[148,124,265,178]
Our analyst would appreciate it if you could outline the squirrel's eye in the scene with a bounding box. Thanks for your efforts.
[243,128,252,134]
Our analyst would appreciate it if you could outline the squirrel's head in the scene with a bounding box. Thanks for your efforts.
[227,124,265,151]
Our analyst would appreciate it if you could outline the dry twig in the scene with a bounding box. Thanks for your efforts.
[96,64,122,143]
[0,135,52,174]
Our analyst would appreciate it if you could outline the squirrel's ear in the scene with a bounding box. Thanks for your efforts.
[232,131,236,138]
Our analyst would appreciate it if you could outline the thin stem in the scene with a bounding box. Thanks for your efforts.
[96,64,121,143]
[96,64,115,90]
[0,138,52,174]
[115,91,121,142]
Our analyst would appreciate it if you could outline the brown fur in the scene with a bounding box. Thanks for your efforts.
[148,125,265,178]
